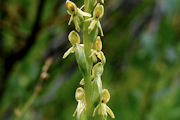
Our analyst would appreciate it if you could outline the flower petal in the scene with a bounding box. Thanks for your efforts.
[63,47,74,59]
[68,15,73,25]
[77,8,91,17]
[98,21,104,36]
[106,105,115,118]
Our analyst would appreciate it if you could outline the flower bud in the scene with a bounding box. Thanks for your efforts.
[96,36,102,51]
[92,62,104,76]
[75,87,85,100]
[80,78,85,85]
[68,31,80,45]
[66,0,77,15]
[93,3,104,19]
[101,89,110,103]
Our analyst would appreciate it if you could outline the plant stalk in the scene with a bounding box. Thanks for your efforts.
[83,0,98,119]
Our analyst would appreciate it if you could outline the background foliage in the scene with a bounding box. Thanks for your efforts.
[0,0,180,120]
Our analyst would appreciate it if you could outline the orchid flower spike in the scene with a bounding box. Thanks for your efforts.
[86,3,104,36]
[66,0,91,31]
[93,89,115,120]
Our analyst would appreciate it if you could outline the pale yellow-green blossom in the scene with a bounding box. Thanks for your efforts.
[86,3,104,36]
[66,0,91,31]
[93,89,115,120]
[73,87,86,119]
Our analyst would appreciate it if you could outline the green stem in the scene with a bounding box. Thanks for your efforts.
[83,0,98,119]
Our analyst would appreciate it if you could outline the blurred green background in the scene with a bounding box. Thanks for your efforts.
[0,0,180,120]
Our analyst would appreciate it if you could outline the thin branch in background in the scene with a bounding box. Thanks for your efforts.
[14,57,53,119]
[0,0,46,103]
[39,61,77,104]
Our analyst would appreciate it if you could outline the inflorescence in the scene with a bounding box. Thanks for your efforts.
[63,0,115,120]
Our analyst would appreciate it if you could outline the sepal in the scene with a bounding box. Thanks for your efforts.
[92,62,104,76]
[101,89,110,103]
[93,3,104,19]
[66,0,77,15]
[75,87,85,100]
[68,31,80,45]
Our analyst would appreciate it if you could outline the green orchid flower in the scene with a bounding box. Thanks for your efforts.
[93,89,115,120]
[66,0,91,31]
[86,3,104,36]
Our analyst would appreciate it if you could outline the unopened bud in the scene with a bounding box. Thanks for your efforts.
[66,0,77,15]
[80,78,85,85]
[96,36,102,51]
[75,87,85,100]
[93,3,104,19]
[68,31,80,45]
